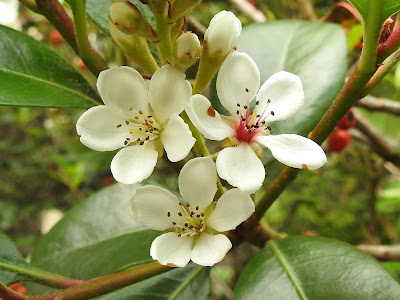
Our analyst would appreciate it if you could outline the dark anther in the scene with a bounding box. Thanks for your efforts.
[178,212,182,216]
[271,111,275,116]
[117,124,122,128]
[245,88,249,92]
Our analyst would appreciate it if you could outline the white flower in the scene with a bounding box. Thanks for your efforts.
[204,10,242,57]
[131,157,255,267]
[77,65,195,184]
[186,52,327,193]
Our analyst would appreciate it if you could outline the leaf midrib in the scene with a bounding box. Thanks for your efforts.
[0,66,99,106]
[269,240,309,300]
[33,227,156,264]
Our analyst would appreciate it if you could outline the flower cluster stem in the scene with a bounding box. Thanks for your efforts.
[69,0,108,77]
[253,0,385,222]
[29,262,170,300]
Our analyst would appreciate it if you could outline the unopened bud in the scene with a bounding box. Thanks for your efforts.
[204,11,242,58]
[174,32,201,71]
[110,1,157,41]
[176,32,201,60]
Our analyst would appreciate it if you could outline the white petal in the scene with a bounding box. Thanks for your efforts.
[131,186,181,231]
[216,52,260,116]
[216,144,265,193]
[186,95,234,141]
[97,66,150,118]
[256,134,327,170]
[161,113,195,162]
[178,157,217,212]
[207,188,254,232]
[150,232,193,267]
[111,142,158,184]
[205,10,242,56]
[149,65,192,124]
[76,105,130,151]
[256,71,304,122]
[191,233,232,266]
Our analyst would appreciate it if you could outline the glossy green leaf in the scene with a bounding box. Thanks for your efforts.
[234,236,400,300]
[347,0,400,24]
[31,184,159,278]
[30,183,210,298]
[0,231,31,285]
[0,25,100,108]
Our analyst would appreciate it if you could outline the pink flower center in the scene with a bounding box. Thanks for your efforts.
[234,100,273,143]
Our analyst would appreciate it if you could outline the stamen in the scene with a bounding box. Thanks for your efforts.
[167,212,170,217]
[117,124,122,128]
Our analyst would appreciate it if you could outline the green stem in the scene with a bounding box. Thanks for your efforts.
[69,0,108,76]
[29,262,170,300]
[0,262,87,289]
[0,282,27,300]
[362,46,400,96]
[192,45,224,94]
[156,18,174,64]
[254,0,384,222]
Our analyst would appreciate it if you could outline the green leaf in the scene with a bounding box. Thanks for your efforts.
[30,183,210,298]
[0,25,100,108]
[0,231,31,285]
[234,236,400,300]
[31,184,159,278]
[347,0,400,24]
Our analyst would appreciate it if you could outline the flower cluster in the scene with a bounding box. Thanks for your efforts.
[76,9,327,267]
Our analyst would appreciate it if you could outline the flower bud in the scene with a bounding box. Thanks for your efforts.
[176,32,201,60]
[174,32,201,71]
[204,11,242,58]
[110,1,157,41]
[109,21,159,75]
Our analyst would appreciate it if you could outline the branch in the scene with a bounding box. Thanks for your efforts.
[228,0,267,23]
[353,108,400,166]
[35,0,79,53]
[29,262,169,300]
[357,244,400,261]
[356,95,400,115]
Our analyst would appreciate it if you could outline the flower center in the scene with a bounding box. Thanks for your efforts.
[115,108,161,147]
[234,100,273,143]
[167,203,205,237]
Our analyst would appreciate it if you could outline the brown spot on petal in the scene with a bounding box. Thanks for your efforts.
[302,164,308,170]
[207,106,216,117]
[167,263,178,267]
